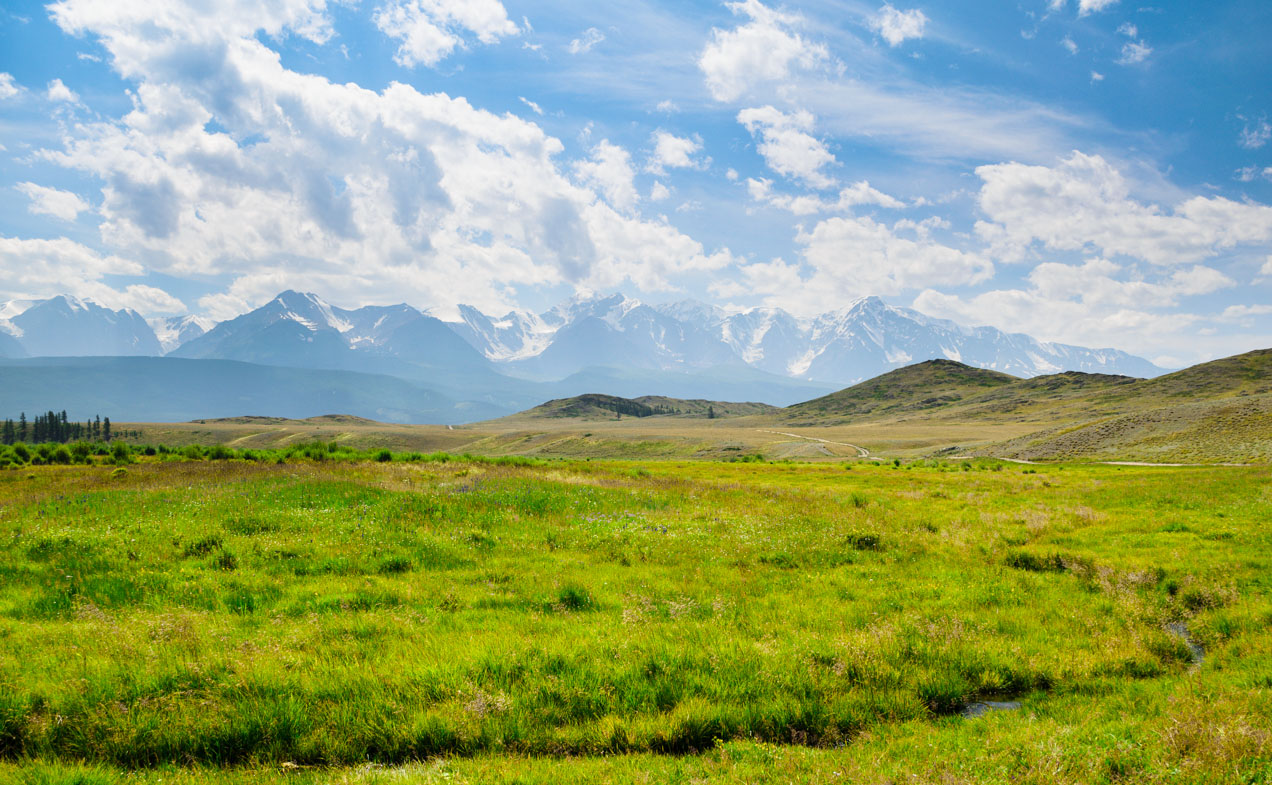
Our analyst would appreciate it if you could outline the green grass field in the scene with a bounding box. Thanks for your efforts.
[0,453,1269,783]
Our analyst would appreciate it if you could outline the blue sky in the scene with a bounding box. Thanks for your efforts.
[0,0,1270,366]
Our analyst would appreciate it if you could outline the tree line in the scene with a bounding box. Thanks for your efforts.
[0,412,138,445]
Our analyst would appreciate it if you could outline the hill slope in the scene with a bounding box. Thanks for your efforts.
[782,359,1019,423]
[510,393,778,421]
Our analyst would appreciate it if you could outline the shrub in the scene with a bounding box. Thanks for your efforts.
[207,444,233,461]
[49,446,73,465]
[70,442,93,463]
[10,443,30,463]
[376,449,393,463]
[110,441,132,465]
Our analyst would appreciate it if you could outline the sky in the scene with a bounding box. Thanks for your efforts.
[0,0,1270,367]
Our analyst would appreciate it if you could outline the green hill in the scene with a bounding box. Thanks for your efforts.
[510,393,778,421]
[782,359,1018,424]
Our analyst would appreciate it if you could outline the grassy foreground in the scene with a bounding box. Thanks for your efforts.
[0,455,1269,783]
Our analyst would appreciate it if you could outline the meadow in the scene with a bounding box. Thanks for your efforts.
[0,449,1268,783]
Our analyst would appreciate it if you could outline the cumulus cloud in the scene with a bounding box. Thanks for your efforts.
[15,182,91,221]
[0,236,183,314]
[720,215,990,313]
[518,96,543,115]
[1049,0,1119,15]
[974,151,1272,265]
[870,4,928,47]
[37,0,735,318]
[374,0,519,68]
[912,257,1238,361]
[567,27,604,54]
[649,181,671,202]
[698,0,828,102]
[647,131,707,174]
[573,140,639,213]
[738,106,836,189]
[46,78,79,103]
[747,177,903,215]
[1061,36,1078,54]
[0,73,19,99]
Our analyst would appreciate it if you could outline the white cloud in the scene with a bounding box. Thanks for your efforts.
[1240,119,1271,150]
[46,78,79,103]
[1078,0,1119,15]
[1091,71,1105,82]
[15,182,91,221]
[650,181,671,202]
[1061,36,1078,54]
[0,236,182,314]
[374,0,519,68]
[567,27,604,54]
[911,257,1240,362]
[723,215,990,313]
[747,177,903,215]
[1116,22,1137,38]
[0,73,19,99]
[1262,257,1272,277]
[1116,40,1152,65]
[975,151,1272,265]
[655,100,679,113]
[1218,304,1272,323]
[698,0,828,102]
[573,140,639,213]
[647,131,707,174]
[37,0,735,318]
[737,106,836,189]
[518,96,543,115]
[870,4,928,47]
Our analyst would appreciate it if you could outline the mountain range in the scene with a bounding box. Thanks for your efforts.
[0,289,1169,421]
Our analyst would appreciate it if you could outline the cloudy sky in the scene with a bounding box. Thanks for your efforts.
[1,0,1270,366]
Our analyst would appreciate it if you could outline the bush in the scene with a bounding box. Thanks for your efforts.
[376,449,393,463]
[207,444,233,461]
[110,441,132,465]
[10,443,30,463]
[70,442,93,463]
[49,446,73,465]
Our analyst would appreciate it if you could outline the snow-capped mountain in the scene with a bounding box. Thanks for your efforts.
[151,315,216,354]
[2,296,162,357]
[171,290,493,377]
[447,294,1164,383]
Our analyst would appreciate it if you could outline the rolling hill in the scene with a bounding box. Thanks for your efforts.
[781,359,1020,423]
[512,393,778,421]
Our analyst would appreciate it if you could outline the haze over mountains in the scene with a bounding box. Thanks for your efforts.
[0,289,1168,423]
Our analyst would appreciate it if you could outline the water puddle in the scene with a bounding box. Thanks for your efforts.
[960,700,1022,719]
[1166,622,1205,671]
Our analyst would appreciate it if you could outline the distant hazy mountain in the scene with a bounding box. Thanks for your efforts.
[0,357,501,424]
[448,294,1164,384]
[151,315,215,354]
[4,296,162,357]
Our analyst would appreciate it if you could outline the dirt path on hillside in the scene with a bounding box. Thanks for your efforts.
[757,430,871,458]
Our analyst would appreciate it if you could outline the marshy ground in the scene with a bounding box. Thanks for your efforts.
[0,454,1268,783]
